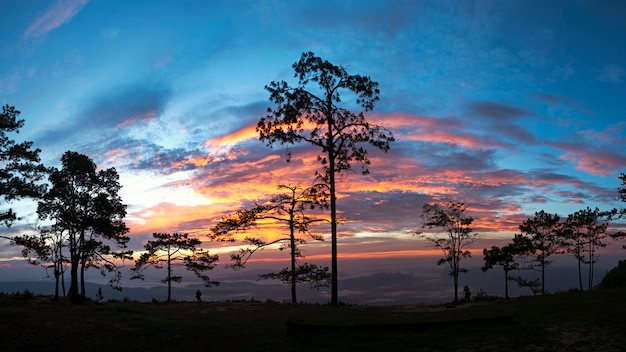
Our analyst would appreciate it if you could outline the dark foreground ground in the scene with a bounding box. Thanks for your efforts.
[1,289,625,352]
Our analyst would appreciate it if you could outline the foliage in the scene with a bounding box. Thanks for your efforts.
[212,184,327,303]
[419,201,479,303]
[560,207,614,291]
[10,226,67,300]
[259,262,331,289]
[482,243,520,299]
[37,151,131,303]
[258,52,394,305]
[131,232,219,303]
[514,210,561,295]
[0,104,48,228]
[508,275,542,295]
[617,172,626,202]
[597,260,626,289]
[614,173,626,244]
[472,288,501,302]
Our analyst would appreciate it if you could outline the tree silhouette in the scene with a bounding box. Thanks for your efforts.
[515,210,562,296]
[131,232,218,303]
[11,226,67,300]
[419,202,479,303]
[612,174,626,245]
[617,173,626,202]
[257,52,394,305]
[561,207,614,291]
[212,184,329,303]
[482,243,520,299]
[0,104,47,227]
[37,151,131,303]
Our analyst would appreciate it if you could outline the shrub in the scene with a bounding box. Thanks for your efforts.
[597,260,626,289]
[473,289,501,302]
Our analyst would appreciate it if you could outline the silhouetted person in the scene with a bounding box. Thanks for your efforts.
[196,289,202,303]
[464,285,471,302]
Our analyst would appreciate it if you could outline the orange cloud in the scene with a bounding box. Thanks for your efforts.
[203,122,259,150]
[128,202,216,236]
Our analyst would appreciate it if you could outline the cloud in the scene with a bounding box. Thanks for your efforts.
[548,123,626,176]
[23,0,89,39]
[82,86,169,129]
[375,113,506,150]
[468,101,529,121]
[598,64,625,83]
[292,1,417,37]
[35,84,171,152]
[466,101,537,144]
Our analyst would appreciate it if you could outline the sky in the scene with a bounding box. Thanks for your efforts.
[1,0,626,304]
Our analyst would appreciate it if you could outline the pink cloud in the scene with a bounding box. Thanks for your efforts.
[370,112,512,150]
[538,122,626,176]
[23,0,89,39]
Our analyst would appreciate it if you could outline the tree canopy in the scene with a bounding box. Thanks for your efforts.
[0,104,47,227]
[515,210,561,296]
[482,244,520,299]
[37,151,131,303]
[420,201,478,303]
[212,184,329,303]
[132,232,218,303]
[258,52,394,305]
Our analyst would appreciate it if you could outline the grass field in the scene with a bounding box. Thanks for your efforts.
[1,289,625,351]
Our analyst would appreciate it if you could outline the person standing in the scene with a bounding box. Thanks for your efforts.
[463,286,471,302]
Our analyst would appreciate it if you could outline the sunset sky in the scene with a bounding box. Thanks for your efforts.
[1,0,625,302]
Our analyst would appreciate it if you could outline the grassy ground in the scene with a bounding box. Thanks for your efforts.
[1,289,625,351]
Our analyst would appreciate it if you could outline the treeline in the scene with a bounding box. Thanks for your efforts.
[482,207,625,298]
[415,200,626,303]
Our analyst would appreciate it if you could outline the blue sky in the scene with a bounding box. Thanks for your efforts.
[1,0,625,302]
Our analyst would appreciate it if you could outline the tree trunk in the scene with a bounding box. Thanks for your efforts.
[541,256,545,296]
[79,231,86,302]
[504,269,509,299]
[588,242,594,291]
[577,255,583,291]
[167,252,172,303]
[61,262,66,298]
[452,257,459,303]
[80,261,86,301]
[53,267,60,301]
[289,220,297,304]
[69,255,79,303]
[327,112,338,307]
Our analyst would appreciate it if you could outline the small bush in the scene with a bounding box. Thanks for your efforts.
[22,289,34,300]
[473,289,501,302]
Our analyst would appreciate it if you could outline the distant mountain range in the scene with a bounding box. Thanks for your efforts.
[2,263,611,305]
[0,272,449,305]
